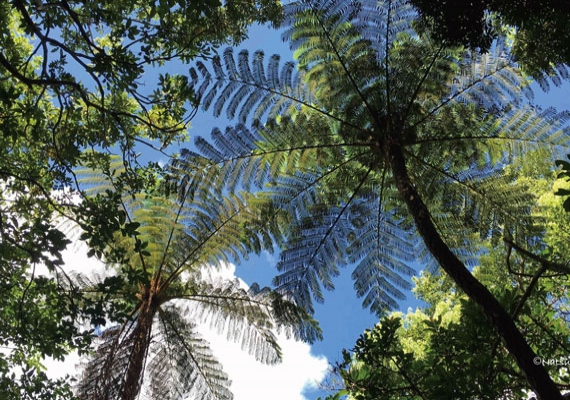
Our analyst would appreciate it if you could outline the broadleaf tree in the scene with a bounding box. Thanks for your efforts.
[408,0,570,79]
[175,0,570,398]
[326,244,570,400]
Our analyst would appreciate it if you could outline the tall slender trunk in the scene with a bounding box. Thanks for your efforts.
[121,286,156,400]
[385,141,563,400]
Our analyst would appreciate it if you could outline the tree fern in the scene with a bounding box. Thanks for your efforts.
[70,158,320,400]
[177,0,570,397]
[190,48,311,124]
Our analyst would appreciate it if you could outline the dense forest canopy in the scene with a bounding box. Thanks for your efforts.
[2,0,570,399]
[409,0,570,77]
[182,0,570,398]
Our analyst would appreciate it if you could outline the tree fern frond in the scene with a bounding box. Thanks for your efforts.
[283,0,416,62]
[76,151,281,277]
[74,155,128,197]
[283,1,387,122]
[495,106,570,149]
[531,63,570,93]
[411,105,570,183]
[404,150,540,267]
[189,48,312,124]
[173,269,321,352]
[351,252,410,312]
[177,111,352,195]
[271,205,351,313]
[345,190,417,313]
[75,319,140,400]
[176,274,281,365]
[177,0,570,347]
[147,306,232,400]
[173,190,279,271]
[452,38,532,108]
[347,202,417,267]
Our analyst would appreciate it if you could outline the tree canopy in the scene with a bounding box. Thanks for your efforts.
[326,243,570,400]
[408,0,570,77]
[4,0,570,399]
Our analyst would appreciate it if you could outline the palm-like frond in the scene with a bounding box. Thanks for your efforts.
[178,110,421,313]
[74,157,276,274]
[173,1,570,395]
[77,305,232,400]
[190,48,311,124]
[76,321,141,400]
[450,38,532,108]
[532,63,570,93]
[347,192,418,314]
[182,104,561,313]
[176,273,280,363]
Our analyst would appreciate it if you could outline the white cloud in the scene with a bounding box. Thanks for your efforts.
[43,352,81,380]
[205,331,328,400]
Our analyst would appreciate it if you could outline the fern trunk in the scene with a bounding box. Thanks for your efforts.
[385,140,563,400]
[121,287,155,400]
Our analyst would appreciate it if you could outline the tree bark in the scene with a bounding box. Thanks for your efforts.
[121,287,155,400]
[385,141,563,400]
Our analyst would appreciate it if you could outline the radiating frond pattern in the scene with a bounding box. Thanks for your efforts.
[77,322,139,400]
[72,157,320,399]
[179,0,570,318]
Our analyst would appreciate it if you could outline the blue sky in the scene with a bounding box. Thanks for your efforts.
[534,83,570,110]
